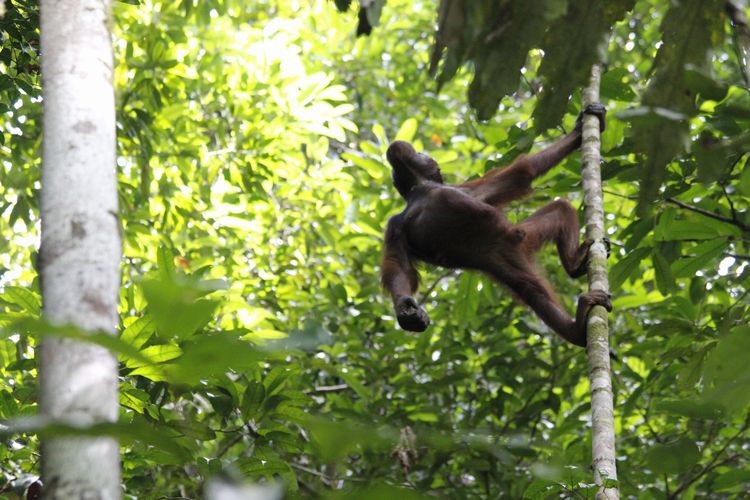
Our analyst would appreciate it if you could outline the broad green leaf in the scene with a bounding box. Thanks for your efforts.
[372,123,387,146]
[1,417,190,461]
[688,277,706,304]
[712,470,750,492]
[125,344,182,369]
[341,153,386,182]
[701,326,750,413]
[121,315,156,349]
[7,317,150,365]
[455,272,480,323]
[241,381,266,419]
[141,276,220,341]
[0,287,40,315]
[600,68,637,101]
[633,0,724,213]
[468,0,548,120]
[161,334,262,385]
[533,0,635,130]
[652,251,676,294]
[654,211,740,241]
[394,118,418,142]
[337,368,371,400]
[120,388,150,414]
[644,437,701,474]
[657,399,723,419]
[684,66,728,102]
[157,245,176,279]
[243,329,287,342]
[671,239,728,278]
[264,366,291,397]
[609,247,650,291]
[408,412,438,423]
[305,417,395,461]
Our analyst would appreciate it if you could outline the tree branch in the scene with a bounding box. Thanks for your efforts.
[666,197,750,232]
[669,410,750,498]
[418,269,456,306]
[581,64,619,500]
[306,384,351,393]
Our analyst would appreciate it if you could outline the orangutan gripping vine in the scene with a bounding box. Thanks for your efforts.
[380,104,611,347]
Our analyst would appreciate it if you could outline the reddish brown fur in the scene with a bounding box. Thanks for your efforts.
[380,105,611,346]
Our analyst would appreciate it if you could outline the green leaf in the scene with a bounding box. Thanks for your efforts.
[1,417,190,461]
[684,66,728,102]
[633,0,724,213]
[306,417,394,461]
[343,484,431,500]
[208,392,234,417]
[671,239,728,278]
[654,212,739,241]
[701,326,750,413]
[600,67,637,101]
[652,251,676,295]
[644,437,701,474]
[657,399,723,419]
[688,277,706,305]
[341,153,386,182]
[7,318,150,365]
[161,334,262,385]
[1,286,40,315]
[241,381,266,419]
[234,456,293,479]
[141,275,220,340]
[712,470,750,492]
[533,0,635,130]
[121,315,156,349]
[408,412,438,423]
[455,272,480,323]
[337,369,371,400]
[609,247,650,291]
[394,118,418,142]
[125,344,182,369]
[157,245,176,279]
[264,366,292,396]
[120,388,150,414]
[468,0,548,120]
[739,161,750,196]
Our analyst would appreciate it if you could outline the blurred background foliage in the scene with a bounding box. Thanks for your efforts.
[1,0,750,497]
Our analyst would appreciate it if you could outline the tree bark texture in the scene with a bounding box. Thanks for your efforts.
[39,0,121,498]
[581,64,619,500]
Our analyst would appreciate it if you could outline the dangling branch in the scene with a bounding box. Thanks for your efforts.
[581,64,619,500]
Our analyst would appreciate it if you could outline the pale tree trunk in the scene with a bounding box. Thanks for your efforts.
[39,0,121,498]
[727,0,750,88]
[581,64,619,499]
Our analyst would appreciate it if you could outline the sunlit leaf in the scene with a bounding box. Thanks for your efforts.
[0,287,40,315]
[141,275,221,341]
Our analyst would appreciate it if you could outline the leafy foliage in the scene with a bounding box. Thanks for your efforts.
[0,0,749,498]
[631,0,725,213]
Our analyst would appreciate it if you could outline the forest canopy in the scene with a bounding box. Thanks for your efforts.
[0,0,749,498]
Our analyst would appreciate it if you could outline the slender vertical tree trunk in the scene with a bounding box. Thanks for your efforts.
[39,0,121,498]
[581,64,619,499]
